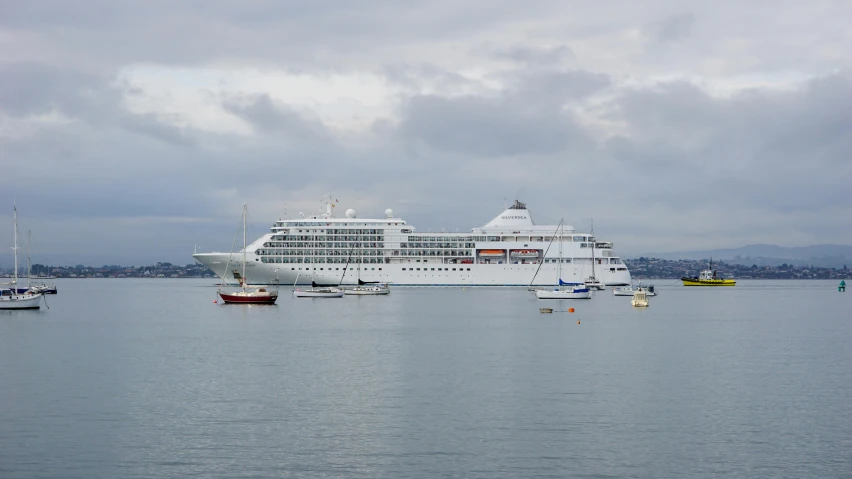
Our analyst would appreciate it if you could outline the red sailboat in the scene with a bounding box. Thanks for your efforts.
[217,205,279,305]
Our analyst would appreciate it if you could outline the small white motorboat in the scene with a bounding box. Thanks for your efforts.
[631,290,649,307]
[344,284,390,295]
[613,283,656,296]
[293,287,344,298]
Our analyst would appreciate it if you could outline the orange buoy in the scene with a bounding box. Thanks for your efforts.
[568,307,575,313]
[213,300,217,304]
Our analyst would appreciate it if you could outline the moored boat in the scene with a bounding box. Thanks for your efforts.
[681,258,736,286]
[534,220,592,299]
[583,220,605,290]
[28,282,58,294]
[613,282,656,296]
[217,205,279,305]
[631,290,649,307]
[344,284,390,295]
[535,284,592,299]
[0,204,44,310]
[219,287,278,304]
[293,287,344,298]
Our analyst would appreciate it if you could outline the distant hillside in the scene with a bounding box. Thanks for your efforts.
[644,244,852,268]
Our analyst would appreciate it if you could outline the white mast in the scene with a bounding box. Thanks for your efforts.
[557,219,563,286]
[590,219,596,281]
[27,230,32,289]
[12,204,18,287]
[242,204,247,289]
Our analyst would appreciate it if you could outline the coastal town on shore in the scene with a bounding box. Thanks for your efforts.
[1,258,848,280]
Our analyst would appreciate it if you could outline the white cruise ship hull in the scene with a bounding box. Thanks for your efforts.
[194,252,631,287]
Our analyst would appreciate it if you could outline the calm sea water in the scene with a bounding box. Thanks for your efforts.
[1,279,850,478]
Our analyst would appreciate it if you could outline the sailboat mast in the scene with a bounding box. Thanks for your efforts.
[558,219,563,284]
[12,204,18,286]
[590,219,595,280]
[27,230,32,288]
[242,204,247,289]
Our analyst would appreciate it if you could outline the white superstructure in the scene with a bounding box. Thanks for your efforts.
[193,195,632,287]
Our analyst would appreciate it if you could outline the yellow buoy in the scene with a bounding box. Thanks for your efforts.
[577,319,580,324]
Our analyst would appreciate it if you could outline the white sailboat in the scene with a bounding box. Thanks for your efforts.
[535,220,592,299]
[0,204,44,310]
[217,205,279,304]
[584,219,605,291]
[293,227,344,298]
[344,249,389,295]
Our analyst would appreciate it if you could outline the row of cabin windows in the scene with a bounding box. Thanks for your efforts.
[257,249,382,256]
[262,245,385,251]
[408,236,479,242]
[261,257,388,264]
[291,229,383,235]
[401,243,473,249]
[266,240,384,246]
[284,235,385,242]
[542,258,622,264]
[260,256,619,264]
[402,267,471,272]
[406,236,594,242]
[286,267,383,271]
[280,222,402,228]
[399,251,472,257]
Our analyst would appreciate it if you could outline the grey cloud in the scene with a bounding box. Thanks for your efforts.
[0,63,117,118]
[222,94,330,140]
[0,0,561,71]
[0,62,201,151]
[510,70,611,103]
[381,63,482,93]
[647,13,695,44]
[495,44,576,65]
[616,81,722,149]
[396,94,593,157]
[393,65,606,157]
[120,114,195,147]
[606,73,852,214]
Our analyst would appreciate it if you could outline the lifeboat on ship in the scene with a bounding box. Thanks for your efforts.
[478,250,506,257]
[510,249,539,258]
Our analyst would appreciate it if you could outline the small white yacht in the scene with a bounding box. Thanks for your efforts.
[631,290,649,307]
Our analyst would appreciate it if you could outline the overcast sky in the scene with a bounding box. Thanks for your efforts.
[2,0,851,266]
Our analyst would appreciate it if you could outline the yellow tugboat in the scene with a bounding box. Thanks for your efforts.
[681,258,736,286]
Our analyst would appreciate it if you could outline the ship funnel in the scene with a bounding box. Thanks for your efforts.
[482,199,534,228]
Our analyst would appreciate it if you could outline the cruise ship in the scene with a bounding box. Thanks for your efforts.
[192,196,632,286]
